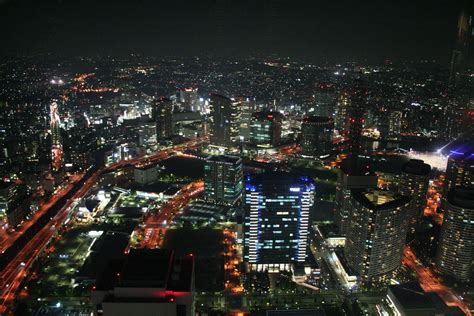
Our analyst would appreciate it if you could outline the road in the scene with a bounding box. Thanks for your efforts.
[0,174,82,253]
[140,180,204,249]
[0,137,207,314]
[403,247,471,316]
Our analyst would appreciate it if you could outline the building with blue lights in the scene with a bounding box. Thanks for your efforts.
[243,172,315,272]
[441,137,474,195]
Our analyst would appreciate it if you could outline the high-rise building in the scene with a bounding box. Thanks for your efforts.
[204,155,243,205]
[436,187,474,281]
[443,147,474,196]
[249,111,283,147]
[335,91,350,134]
[209,94,240,148]
[236,97,255,141]
[388,111,403,140]
[301,116,334,157]
[153,97,173,140]
[50,100,63,172]
[345,190,411,289]
[347,89,366,156]
[243,172,315,272]
[399,159,431,232]
[179,88,199,112]
[335,159,378,235]
[313,84,336,117]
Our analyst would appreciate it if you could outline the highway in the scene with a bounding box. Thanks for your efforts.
[0,137,207,314]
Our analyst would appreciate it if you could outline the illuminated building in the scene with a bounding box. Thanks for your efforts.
[50,100,63,171]
[249,111,283,147]
[209,94,240,148]
[313,83,336,117]
[204,155,243,205]
[153,97,173,140]
[436,187,474,281]
[335,91,350,134]
[335,159,378,235]
[301,116,334,157]
[134,164,158,185]
[236,97,255,141]
[91,249,195,316]
[443,147,474,196]
[347,89,366,156]
[399,159,431,233]
[243,172,315,272]
[0,181,28,227]
[345,189,411,289]
[388,111,402,140]
[179,87,199,112]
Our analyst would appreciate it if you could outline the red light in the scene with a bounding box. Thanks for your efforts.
[92,285,96,291]
[170,297,175,302]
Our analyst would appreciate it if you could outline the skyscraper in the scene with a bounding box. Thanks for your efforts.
[443,147,474,196]
[335,160,378,235]
[335,91,350,134]
[345,190,411,289]
[347,89,366,156]
[50,100,62,172]
[301,116,334,157]
[399,159,431,233]
[153,97,173,140]
[243,172,315,272]
[204,155,243,205]
[436,187,474,281]
[209,94,240,148]
[249,111,283,147]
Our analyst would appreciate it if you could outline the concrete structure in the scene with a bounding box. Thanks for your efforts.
[436,187,474,281]
[335,159,378,235]
[301,116,334,157]
[249,111,283,147]
[399,159,431,233]
[153,97,173,139]
[345,189,411,289]
[209,94,240,148]
[134,164,158,185]
[203,155,243,205]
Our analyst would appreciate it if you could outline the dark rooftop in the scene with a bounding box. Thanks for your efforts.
[402,159,431,176]
[447,187,474,209]
[302,116,334,125]
[351,189,411,211]
[252,111,284,121]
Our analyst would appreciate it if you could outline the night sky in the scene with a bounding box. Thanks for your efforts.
[0,0,465,62]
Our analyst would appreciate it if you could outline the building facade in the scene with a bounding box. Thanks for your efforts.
[436,187,474,281]
[209,94,240,148]
[345,190,411,289]
[249,111,283,147]
[153,97,173,140]
[243,172,315,272]
[204,155,243,205]
[301,116,334,157]
[335,159,378,235]
[398,159,431,233]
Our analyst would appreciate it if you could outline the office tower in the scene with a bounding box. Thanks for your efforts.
[388,111,403,140]
[0,181,28,227]
[243,172,315,272]
[236,97,255,141]
[335,91,350,134]
[301,116,334,157]
[209,94,240,148]
[399,159,431,232]
[91,249,195,316]
[347,89,366,156]
[179,88,199,112]
[335,160,378,235]
[443,147,474,196]
[345,189,411,289]
[153,97,173,140]
[436,187,474,281]
[249,111,283,147]
[204,155,243,205]
[313,84,336,117]
[50,100,63,172]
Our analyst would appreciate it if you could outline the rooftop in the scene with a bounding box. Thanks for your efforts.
[447,187,474,209]
[252,111,284,121]
[207,155,242,164]
[352,189,410,211]
[402,159,431,176]
[302,116,333,125]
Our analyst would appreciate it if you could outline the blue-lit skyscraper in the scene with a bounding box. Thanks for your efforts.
[243,172,315,272]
